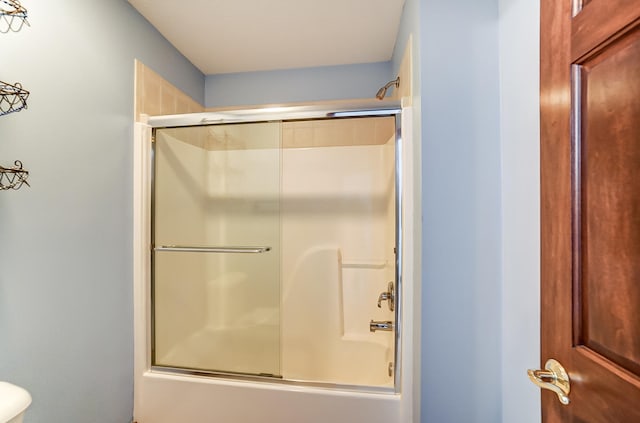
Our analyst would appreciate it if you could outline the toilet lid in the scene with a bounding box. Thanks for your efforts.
[0,382,32,421]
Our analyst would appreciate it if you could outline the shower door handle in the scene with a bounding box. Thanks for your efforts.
[155,245,271,254]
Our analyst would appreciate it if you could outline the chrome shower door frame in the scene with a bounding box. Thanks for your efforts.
[146,101,404,393]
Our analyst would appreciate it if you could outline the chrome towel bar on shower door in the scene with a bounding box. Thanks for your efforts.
[154,245,271,254]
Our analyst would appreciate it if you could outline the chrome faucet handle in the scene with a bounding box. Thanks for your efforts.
[377,281,395,311]
[377,292,390,307]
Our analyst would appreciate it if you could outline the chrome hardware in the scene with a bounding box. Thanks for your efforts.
[377,292,391,307]
[527,359,571,405]
[377,281,395,311]
[155,245,271,254]
[370,320,394,332]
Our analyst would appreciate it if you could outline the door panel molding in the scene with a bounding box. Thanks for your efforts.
[571,0,640,61]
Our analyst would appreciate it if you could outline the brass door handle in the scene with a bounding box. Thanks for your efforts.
[527,359,571,405]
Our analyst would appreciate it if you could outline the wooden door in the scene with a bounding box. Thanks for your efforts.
[540,0,640,421]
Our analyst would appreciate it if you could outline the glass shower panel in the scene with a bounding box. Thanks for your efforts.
[153,123,282,377]
[280,116,397,387]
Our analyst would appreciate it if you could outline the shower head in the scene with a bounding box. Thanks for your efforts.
[375,77,400,100]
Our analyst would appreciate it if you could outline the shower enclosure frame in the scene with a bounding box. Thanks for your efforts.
[133,101,417,422]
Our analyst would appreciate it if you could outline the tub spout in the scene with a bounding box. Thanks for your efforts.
[369,320,394,332]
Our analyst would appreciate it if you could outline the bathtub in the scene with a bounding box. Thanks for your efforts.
[135,371,400,423]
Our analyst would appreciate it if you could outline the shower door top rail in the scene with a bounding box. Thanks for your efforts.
[145,100,401,128]
[154,245,271,254]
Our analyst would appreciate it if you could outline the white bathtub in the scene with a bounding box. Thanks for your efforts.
[135,371,400,423]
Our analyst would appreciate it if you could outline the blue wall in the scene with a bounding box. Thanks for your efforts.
[0,1,204,422]
[419,0,502,422]
[499,0,541,420]
[205,62,392,108]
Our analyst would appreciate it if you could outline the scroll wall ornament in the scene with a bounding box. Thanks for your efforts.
[0,160,29,190]
[0,0,28,33]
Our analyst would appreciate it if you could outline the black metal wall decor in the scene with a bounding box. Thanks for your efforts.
[0,160,29,190]
[0,81,29,116]
[1,0,30,190]
[0,0,29,33]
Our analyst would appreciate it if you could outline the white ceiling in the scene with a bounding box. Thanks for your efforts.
[127,0,406,75]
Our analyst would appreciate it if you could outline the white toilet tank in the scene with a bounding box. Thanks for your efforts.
[0,382,31,423]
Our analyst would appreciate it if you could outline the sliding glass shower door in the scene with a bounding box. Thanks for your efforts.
[150,113,398,388]
[152,123,282,377]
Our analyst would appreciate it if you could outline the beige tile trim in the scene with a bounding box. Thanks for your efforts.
[282,117,395,149]
[134,59,204,122]
[155,116,395,152]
